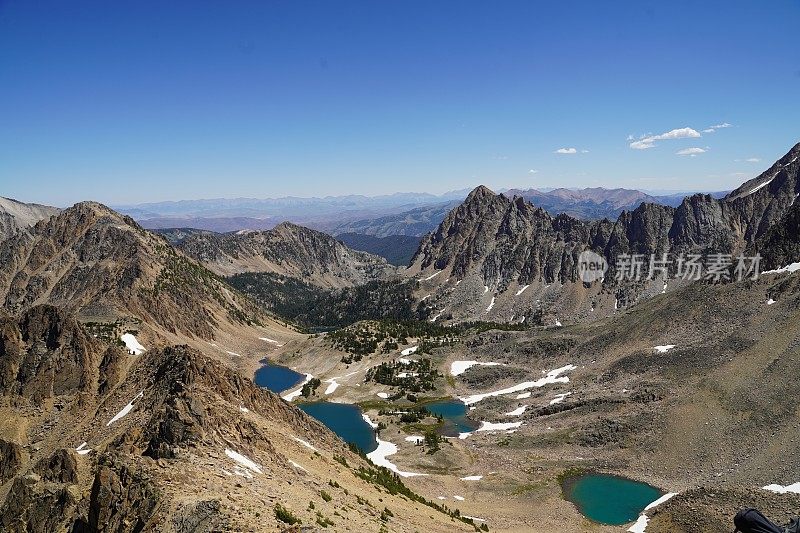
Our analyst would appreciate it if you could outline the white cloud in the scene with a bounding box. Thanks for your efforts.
[676,147,706,156]
[581,149,590,153]
[745,157,761,162]
[528,169,538,174]
[555,147,577,154]
[703,122,733,133]
[629,127,701,150]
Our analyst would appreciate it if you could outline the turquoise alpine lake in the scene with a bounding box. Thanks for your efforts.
[298,402,379,454]
[254,361,304,393]
[561,473,664,525]
[425,399,479,437]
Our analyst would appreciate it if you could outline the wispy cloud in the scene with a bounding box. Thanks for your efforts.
[581,149,590,153]
[703,122,733,133]
[629,127,701,150]
[676,147,707,157]
[555,147,577,154]
[734,157,761,163]
[528,169,538,174]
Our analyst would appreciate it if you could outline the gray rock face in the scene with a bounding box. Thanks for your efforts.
[0,197,59,243]
[412,143,800,288]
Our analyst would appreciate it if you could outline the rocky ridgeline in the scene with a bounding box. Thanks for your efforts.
[178,221,399,288]
[412,142,800,289]
[0,201,264,338]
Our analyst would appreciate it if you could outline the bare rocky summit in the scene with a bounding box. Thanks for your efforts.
[0,201,265,339]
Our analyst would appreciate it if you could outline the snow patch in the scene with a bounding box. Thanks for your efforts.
[460,420,523,439]
[288,460,307,472]
[767,298,776,305]
[106,391,144,426]
[259,337,284,347]
[550,392,572,405]
[460,475,483,481]
[745,175,776,195]
[367,437,428,477]
[293,437,317,451]
[405,435,424,444]
[75,442,91,455]
[486,297,496,312]
[763,482,800,494]
[376,392,390,399]
[401,345,419,356]
[627,492,678,532]
[225,448,263,474]
[653,345,676,353]
[460,365,576,405]
[323,379,339,395]
[450,360,502,376]
[628,515,649,533]
[281,374,314,402]
[644,492,678,511]
[515,392,531,399]
[505,405,527,416]
[362,414,379,429]
[515,284,530,296]
[483,285,489,294]
[226,351,241,357]
[453,495,465,501]
[421,270,442,281]
[762,262,800,275]
[239,405,249,413]
[120,333,145,355]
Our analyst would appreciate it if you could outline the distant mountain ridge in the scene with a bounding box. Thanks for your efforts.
[177,221,399,288]
[336,233,423,266]
[0,196,60,241]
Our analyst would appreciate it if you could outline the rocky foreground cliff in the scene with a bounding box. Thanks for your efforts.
[0,305,475,532]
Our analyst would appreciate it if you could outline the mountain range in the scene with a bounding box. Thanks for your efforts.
[1,142,799,532]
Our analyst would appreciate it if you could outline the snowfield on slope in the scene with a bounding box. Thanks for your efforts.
[120,333,146,355]
[450,360,502,376]
[106,391,144,426]
[459,365,576,405]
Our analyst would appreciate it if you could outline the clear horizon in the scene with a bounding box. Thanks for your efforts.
[2,1,798,205]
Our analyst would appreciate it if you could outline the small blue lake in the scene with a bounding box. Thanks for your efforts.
[299,402,379,454]
[254,362,304,393]
[425,399,479,437]
[562,473,664,525]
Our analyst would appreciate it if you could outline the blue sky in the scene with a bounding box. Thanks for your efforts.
[1,0,798,206]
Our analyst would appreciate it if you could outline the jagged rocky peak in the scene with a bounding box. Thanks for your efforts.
[411,143,800,299]
[0,201,264,338]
